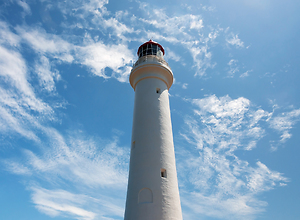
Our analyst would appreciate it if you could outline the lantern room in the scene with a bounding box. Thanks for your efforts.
[137,40,165,58]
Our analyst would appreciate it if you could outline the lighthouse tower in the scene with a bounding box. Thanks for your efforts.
[124,40,182,220]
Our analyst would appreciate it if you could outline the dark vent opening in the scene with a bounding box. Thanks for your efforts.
[161,169,167,178]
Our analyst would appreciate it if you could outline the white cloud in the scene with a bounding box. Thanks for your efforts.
[227,59,239,77]
[178,94,288,219]
[0,22,61,143]
[247,161,288,193]
[165,48,181,62]
[192,95,250,118]
[0,21,20,47]
[0,43,54,141]
[16,0,32,16]
[202,5,216,12]
[137,5,220,76]
[181,192,266,220]
[10,0,249,82]
[78,41,134,82]
[6,127,129,188]
[16,26,74,61]
[30,184,125,220]
[227,33,244,48]
[269,108,300,143]
[80,0,109,17]
[0,95,39,141]
[53,0,109,20]
[1,2,296,220]
[0,22,133,220]
[4,127,129,219]
[240,70,252,78]
[141,10,203,37]
[31,187,96,220]
[185,41,216,76]
[2,160,32,175]
[182,83,188,89]
[35,56,61,92]
[20,0,246,80]
[15,24,134,82]
[103,17,134,39]
[58,0,134,43]
[189,15,204,30]
[0,46,33,99]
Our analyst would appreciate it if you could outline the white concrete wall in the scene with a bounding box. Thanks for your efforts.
[124,57,182,220]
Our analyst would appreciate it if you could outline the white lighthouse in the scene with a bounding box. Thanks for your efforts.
[124,40,182,220]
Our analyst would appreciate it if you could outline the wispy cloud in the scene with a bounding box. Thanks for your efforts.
[16,24,134,82]
[138,6,218,76]
[103,17,134,40]
[1,1,294,220]
[2,160,32,175]
[1,16,131,219]
[4,129,129,219]
[165,48,181,62]
[35,56,61,92]
[16,26,73,60]
[135,4,247,77]
[226,33,244,48]
[9,0,247,81]
[0,21,20,47]
[227,59,239,77]
[31,187,97,220]
[240,70,252,78]
[186,94,270,151]
[30,184,125,220]
[178,94,288,219]
[21,129,129,188]
[269,108,300,144]
[16,0,32,17]
[181,191,266,220]
[78,39,134,82]
[0,22,58,142]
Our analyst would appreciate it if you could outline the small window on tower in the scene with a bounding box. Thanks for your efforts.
[156,88,161,94]
[161,168,167,178]
[132,141,136,148]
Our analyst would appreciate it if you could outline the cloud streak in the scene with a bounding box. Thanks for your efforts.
[226,33,244,48]
[1,1,299,220]
[31,187,96,220]
[178,94,288,219]
[1,18,130,219]
[269,108,300,145]
[4,129,129,219]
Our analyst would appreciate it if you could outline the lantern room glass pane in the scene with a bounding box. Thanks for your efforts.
[138,44,163,58]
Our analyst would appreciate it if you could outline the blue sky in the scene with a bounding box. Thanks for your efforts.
[0,0,300,219]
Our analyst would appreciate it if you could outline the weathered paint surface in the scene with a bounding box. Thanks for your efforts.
[124,54,182,220]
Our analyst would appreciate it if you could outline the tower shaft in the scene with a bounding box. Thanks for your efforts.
[125,41,182,220]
